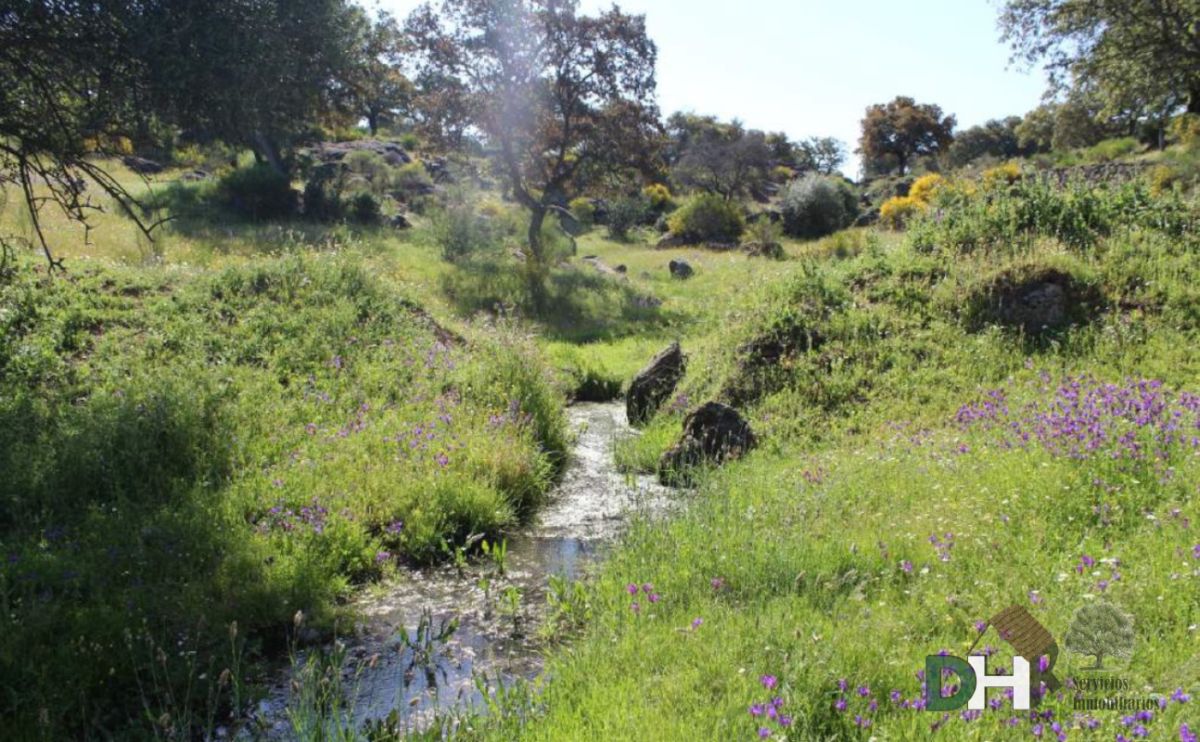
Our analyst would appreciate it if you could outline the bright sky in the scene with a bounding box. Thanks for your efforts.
[372,0,1050,177]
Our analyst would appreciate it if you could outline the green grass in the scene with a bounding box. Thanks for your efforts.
[3,159,1199,740]
[464,176,1200,742]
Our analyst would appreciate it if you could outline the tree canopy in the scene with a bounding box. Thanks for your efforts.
[1000,0,1200,122]
[858,96,956,176]
[405,0,661,272]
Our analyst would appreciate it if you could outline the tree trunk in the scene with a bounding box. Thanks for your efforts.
[1188,86,1200,115]
[367,111,379,136]
[525,206,549,313]
[253,131,287,176]
[896,153,908,176]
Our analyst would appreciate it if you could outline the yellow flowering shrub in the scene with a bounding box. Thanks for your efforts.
[642,183,674,210]
[982,162,1022,190]
[1169,113,1200,148]
[879,195,925,230]
[1149,165,1179,197]
[909,173,945,204]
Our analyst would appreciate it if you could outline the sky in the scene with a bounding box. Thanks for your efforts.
[372,0,1051,177]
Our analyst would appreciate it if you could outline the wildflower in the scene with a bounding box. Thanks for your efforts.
[691,618,704,630]
[435,452,449,467]
[641,583,654,594]
[387,521,404,534]
[777,715,792,727]
[626,583,638,596]
[1181,723,1196,742]
[1076,554,1096,574]
[711,577,725,590]
[1038,655,1050,673]
[749,704,764,717]
[1170,688,1191,703]
[1029,590,1043,605]
[857,685,870,697]
[833,698,847,712]
[757,728,770,739]
[901,560,913,573]
[630,601,640,614]
[974,620,987,633]
[375,550,391,564]
[760,675,778,690]
[837,678,849,691]
[648,593,661,604]
[1193,544,1200,560]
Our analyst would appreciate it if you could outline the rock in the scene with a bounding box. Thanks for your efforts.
[626,342,686,426]
[583,256,621,276]
[743,241,785,259]
[179,170,209,182]
[389,213,411,230]
[656,233,689,249]
[122,156,165,174]
[658,402,756,484]
[615,264,627,274]
[310,140,411,167]
[854,210,880,228]
[1005,281,1067,333]
[668,260,694,279]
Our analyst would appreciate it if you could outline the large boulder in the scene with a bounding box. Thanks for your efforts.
[668,259,694,279]
[122,156,165,175]
[658,402,756,485]
[626,342,686,426]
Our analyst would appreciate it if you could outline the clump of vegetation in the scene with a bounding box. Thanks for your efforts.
[216,164,299,220]
[667,193,745,244]
[779,174,859,239]
[606,196,651,241]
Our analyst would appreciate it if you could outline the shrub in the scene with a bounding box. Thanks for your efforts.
[908,173,945,204]
[1080,137,1140,163]
[431,198,504,262]
[569,197,596,228]
[778,174,858,239]
[341,150,393,195]
[981,162,1022,190]
[349,192,382,225]
[1169,114,1200,148]
[642,183,675,213]
[216,164,298,220]
[879,195,924,229]
[667,193,745,244]
[390,161,433,197]
[606,196,650,241]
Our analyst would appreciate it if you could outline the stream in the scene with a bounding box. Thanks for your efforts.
[252,401,669,737]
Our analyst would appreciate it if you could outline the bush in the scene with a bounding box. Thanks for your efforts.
[666,193,744,244]
[981,162,1022,190]
[908,173,945,204]
[569,197,596,228]
[778,174,858,239]
[642,183,676,213]
[217,164,298,220]
[349,192,382,225]
[1080,137,1140,163]
[879,195,925,229]
[431,197,505,262]
[606,196,650,241]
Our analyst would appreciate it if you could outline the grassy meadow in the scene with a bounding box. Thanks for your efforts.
[2,157,1199,741]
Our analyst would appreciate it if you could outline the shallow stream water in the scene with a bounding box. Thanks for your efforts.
[253,401,668,737]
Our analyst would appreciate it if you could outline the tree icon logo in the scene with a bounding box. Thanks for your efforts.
[1064,602,1135,670]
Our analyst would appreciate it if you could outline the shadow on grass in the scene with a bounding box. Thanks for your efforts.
[441,257,684,343]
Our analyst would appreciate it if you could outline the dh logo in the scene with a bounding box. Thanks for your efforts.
[925,605,1061,711]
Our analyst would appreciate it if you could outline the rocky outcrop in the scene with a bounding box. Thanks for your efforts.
[309,140,411,167]
[626,342,686,426]
[658,402,756,485]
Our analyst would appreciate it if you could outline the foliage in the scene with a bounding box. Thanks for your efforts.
[667,193,746,243]
[431,194,508,262]
[0,255,566,737]
[349,192,383,225]
[643,183,676,213]
[907,173,945,204]
[858,96,956,175]
[606,196,651,241]
[405,0,661,271]
[779,175,859,239]
[796,136,848,175]
[944,116,1036,167]
[1170,113,1200,147]
[216,164,300,220]
[341,8,414,134]
[570,197,597,228]
[1000,0,1200,128]
[878,195,925,230]
[668,113,772,200]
